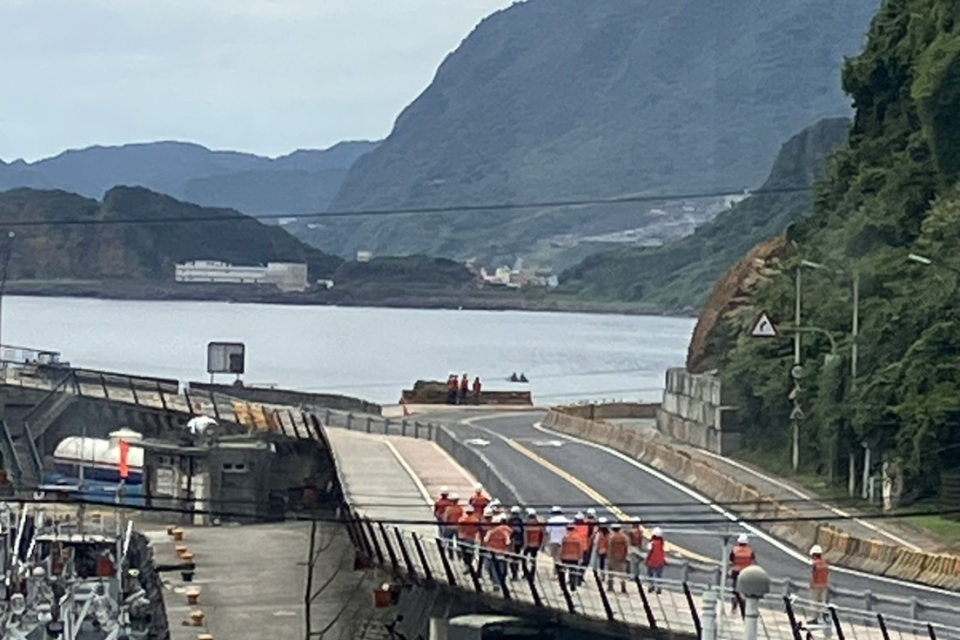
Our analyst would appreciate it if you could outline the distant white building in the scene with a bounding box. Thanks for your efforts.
[356,251,373,263]
[174,260,309,292]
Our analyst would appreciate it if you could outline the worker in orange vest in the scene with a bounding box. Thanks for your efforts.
[645,527,667,594]
[808,544,830,623]
[458,506,481,570]
[434,486,454,539]
[606,522,630,593]
[442,494,464,559]
[472,377,482,404]
[459,374,470,404]
[559,523,585,592]
[730,533,757,613]
[627,517,645,580]
[484,514,513,590]
[522,508,545,574]
[573,512,589,588]
[446,375,458,404]
[469,484,490,512]
[592,517,611,580]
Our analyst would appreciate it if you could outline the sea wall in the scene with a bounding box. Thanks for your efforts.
[657,368,740,455]
[187,382,382,414]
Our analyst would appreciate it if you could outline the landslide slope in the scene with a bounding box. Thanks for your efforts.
[708,0,960,500]
[310,0,879,263]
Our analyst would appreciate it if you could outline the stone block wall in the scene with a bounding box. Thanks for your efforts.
[656,368,740,455]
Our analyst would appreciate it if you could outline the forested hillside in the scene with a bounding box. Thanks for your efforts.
[705,0,960,501]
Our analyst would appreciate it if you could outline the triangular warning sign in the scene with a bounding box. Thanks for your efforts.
[750,312,779,338]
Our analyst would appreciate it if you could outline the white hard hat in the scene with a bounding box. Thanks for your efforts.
[632,516,642,524]
[575,512,585,520]
[551,506,562,513]
[526,507,537,515]
[586,508,597,516]
[510,505,521,514]
[810,545,823,556]
[440,486,450,495]
[465,505,475,513]
[450,493,459,501]
[483,506,494,517]
[652,527,663,537]
[475,484,483,492]
[737,534,749,545]
[611,522,622,530]
[491,498,501,507]
[598,517,608,524]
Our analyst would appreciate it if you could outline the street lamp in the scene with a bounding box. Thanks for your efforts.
[908,252,960,276]
[794,259,861,495]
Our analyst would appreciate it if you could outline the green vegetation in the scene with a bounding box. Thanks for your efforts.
[710,0,960,504]
[0,187,343,280]
[300,0,880,265]
[560,118,850,310]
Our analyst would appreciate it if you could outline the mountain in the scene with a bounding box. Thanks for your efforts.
[699,0,960,501]
[299,0,880,265]
[0,187,342,280]
[560,118,851,310]
[0,140,378,217]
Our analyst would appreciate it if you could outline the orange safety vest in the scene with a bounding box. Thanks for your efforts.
[461,377,469,390]
[486,524,512,553]
[561,533,585,562]
[459,514,481,541]
[574,523,590,552]
[434,497,453,519]
[595,531,609,555]
[470,493,490,512]
[732,544,755,572]
[524,521,545,548]
[646,538,666,568]
[444,503,464,524]
[812,557,830,587]
[608,532,629,562]
[628,528,644,547]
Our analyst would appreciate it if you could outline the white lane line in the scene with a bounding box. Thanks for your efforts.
[384,439,432,505]
[692,446,919,550]
[521,419,960,599]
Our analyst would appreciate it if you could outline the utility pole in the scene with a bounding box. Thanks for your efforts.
[0,232,15,359]
[792,269,802,472]
[847,272,860,498]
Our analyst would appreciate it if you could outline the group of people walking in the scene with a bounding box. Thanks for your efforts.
[434,486,831,618]
[446,374,481,404]
[432,486,667,593]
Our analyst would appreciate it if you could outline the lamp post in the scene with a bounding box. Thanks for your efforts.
[736,565,771,640]
[797,259,861,495]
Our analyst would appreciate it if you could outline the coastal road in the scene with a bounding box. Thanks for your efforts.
[423,408,960,628]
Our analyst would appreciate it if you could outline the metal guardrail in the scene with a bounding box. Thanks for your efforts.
[318,407,960,630]
[340,514,959,640]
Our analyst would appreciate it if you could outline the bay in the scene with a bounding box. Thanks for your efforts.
[1,296,695,406]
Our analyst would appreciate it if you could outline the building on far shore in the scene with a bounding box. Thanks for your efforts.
[174,260,309,292]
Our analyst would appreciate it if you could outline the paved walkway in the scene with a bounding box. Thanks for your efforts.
[325,426,928,640]
[609,419,941,552]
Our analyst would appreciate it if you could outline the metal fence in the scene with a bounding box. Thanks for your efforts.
[318,407,960,633]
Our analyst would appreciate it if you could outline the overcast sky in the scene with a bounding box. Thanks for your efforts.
[0,0,516,162]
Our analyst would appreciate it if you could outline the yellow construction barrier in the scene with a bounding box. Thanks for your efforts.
[884,549,929,582]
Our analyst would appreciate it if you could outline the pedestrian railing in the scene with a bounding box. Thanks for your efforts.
[340,514,960,640]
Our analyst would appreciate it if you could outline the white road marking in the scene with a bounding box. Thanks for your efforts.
[523,419,960,599]
[384,439,432,505]
[692,446,919,550]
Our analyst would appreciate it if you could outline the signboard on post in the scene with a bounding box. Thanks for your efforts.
[207,342,246,378]
[750,312,779,338]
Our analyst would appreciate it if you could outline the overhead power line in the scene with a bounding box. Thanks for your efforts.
[0,185,809,230]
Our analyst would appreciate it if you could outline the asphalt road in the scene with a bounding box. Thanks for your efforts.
[426,409,960,628]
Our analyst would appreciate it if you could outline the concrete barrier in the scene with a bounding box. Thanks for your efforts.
[542,407,960,590]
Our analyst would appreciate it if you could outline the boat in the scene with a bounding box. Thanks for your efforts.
[52,429,145,485]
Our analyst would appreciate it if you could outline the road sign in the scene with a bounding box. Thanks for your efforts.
[790,365,804,380]
[464,438,490,447]
[790,407,804,421]
[750,312,779,338]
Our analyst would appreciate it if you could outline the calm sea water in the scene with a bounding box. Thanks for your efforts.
[1,297,695,406]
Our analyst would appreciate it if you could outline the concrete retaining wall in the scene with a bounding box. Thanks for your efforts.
[188,382,382,414]
[657,368,740,455]
[541,408,960,590]
[555,402,659,421]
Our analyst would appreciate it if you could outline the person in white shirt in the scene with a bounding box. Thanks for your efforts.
[546,506,569,570]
